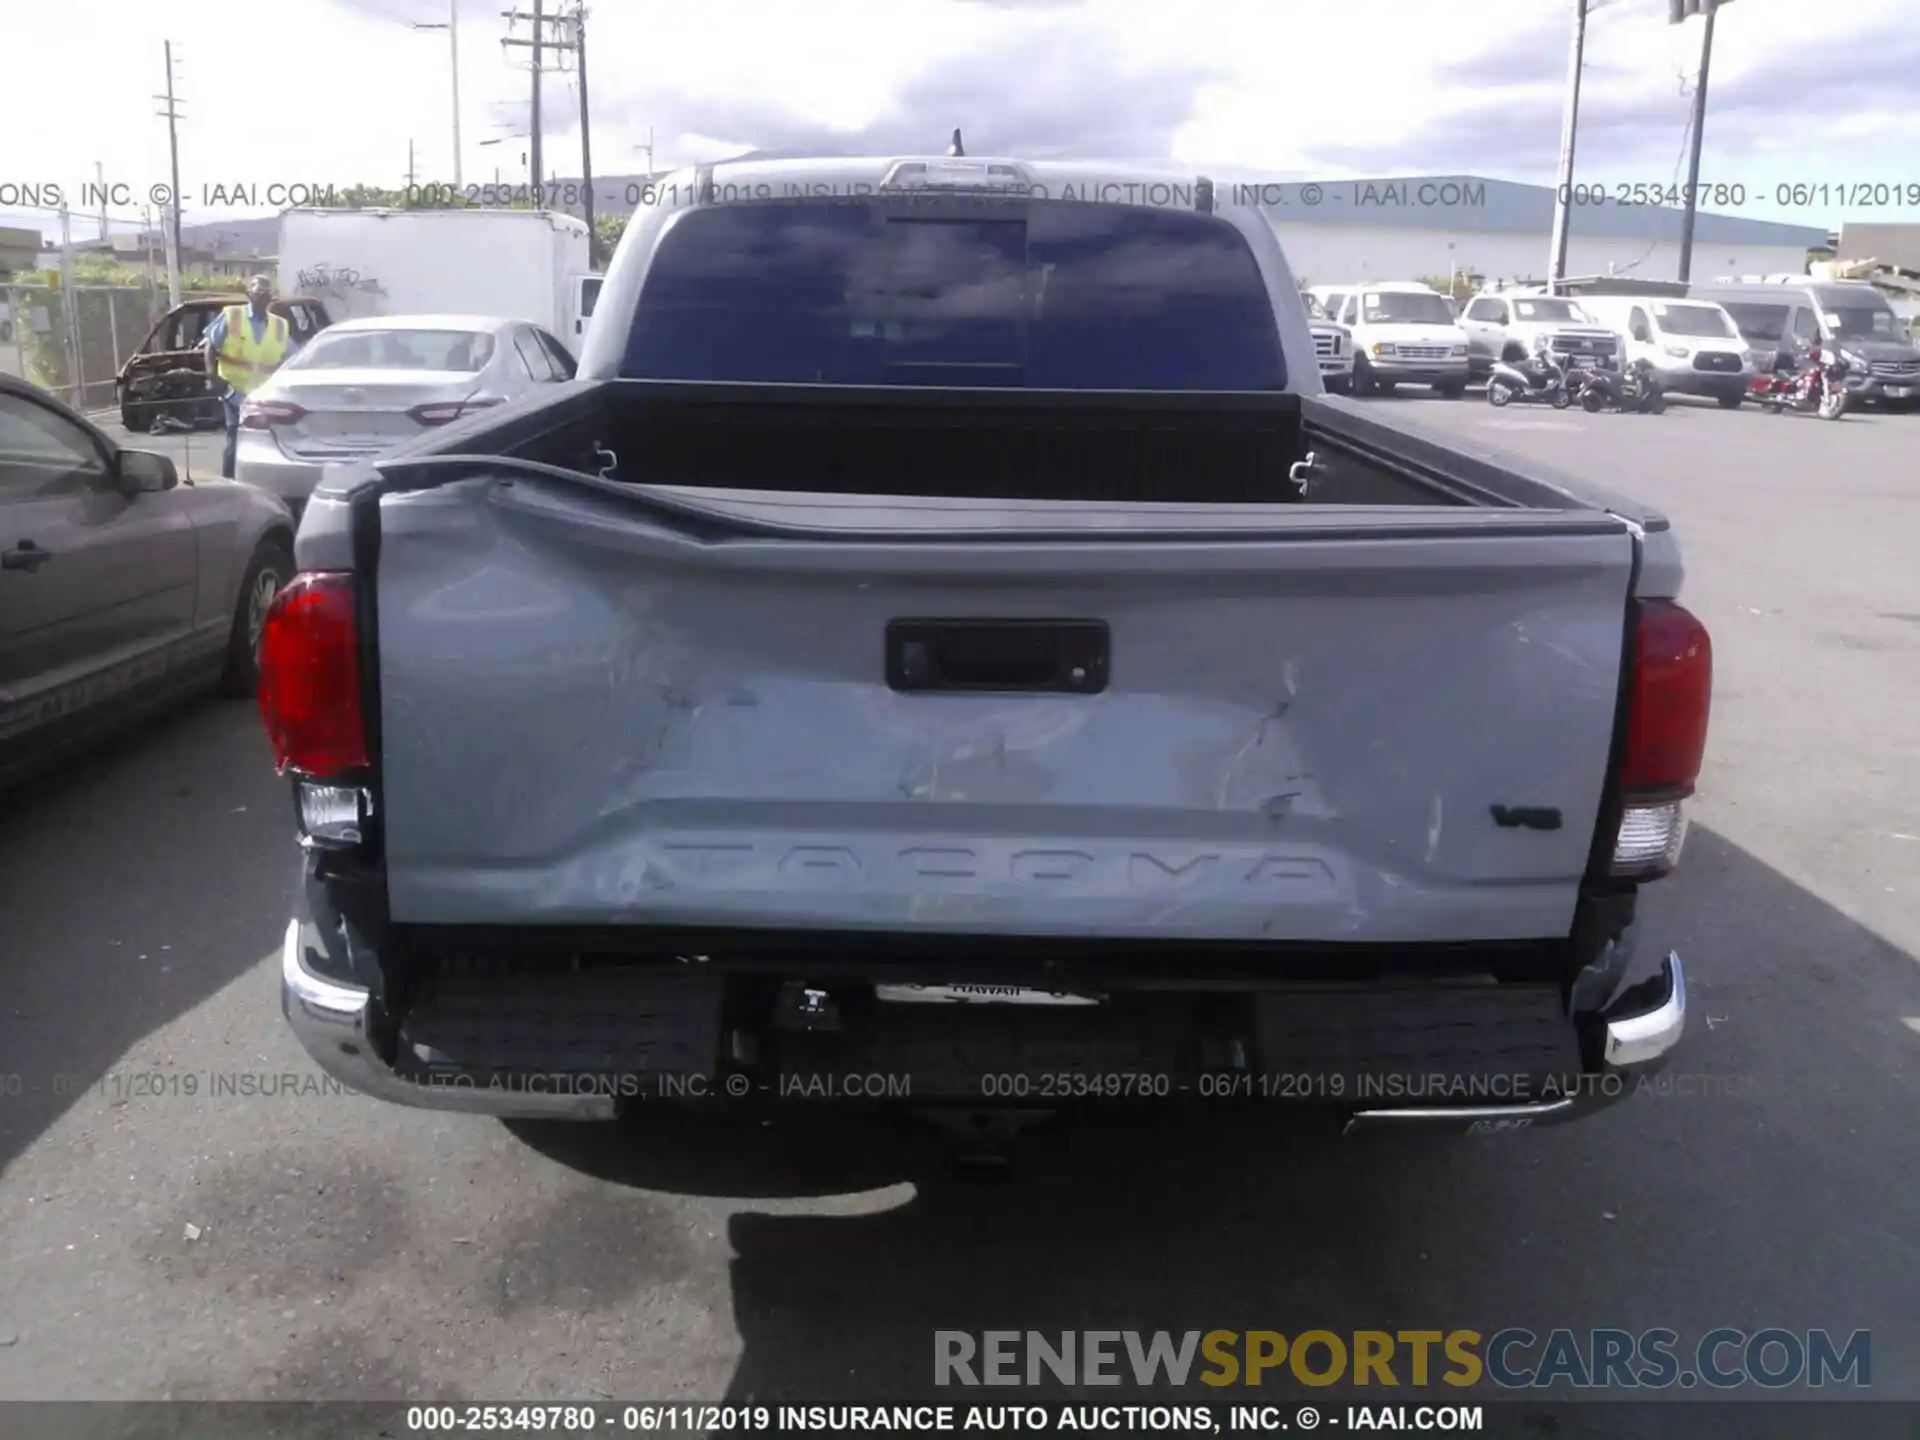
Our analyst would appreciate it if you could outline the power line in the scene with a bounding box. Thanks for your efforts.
[1611,58,1701,277]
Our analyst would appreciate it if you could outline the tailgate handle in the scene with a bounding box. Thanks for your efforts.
[886,620,1108,694]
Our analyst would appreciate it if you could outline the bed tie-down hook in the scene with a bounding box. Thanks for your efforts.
[594,444,619,480]
[1288,449,1321,498]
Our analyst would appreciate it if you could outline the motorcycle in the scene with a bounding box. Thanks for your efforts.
[1748,345,1850,420]
[1486,352,1572,409]
[1618,359,1667,414]
[1567,364,1626,413]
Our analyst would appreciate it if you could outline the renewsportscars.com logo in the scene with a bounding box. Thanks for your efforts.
[934,1329,1871,1390]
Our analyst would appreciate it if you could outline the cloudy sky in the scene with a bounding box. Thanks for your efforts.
[5,0,1917,245]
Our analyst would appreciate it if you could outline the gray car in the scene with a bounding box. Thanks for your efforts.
[0,373,296,787]
[233,314,578,517]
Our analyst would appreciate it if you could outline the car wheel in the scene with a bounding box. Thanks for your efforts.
[1376,380,1398,396]
[1646,393,1667,414]
[219,540,294,697]
[1350,357,1376,397]
[1716,393,1744,409]
[1581,387,1606,413]
[121,401,153,433]
[1325,375,1351,396]
[1437,380,1466,399]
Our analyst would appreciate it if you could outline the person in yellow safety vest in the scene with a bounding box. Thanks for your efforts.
[203,275,297,479]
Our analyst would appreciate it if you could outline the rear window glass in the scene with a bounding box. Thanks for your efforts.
[292,329,496,372]
[621,198,1285,390]
[1650,302,1736,338]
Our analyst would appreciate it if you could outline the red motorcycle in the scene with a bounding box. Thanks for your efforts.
[1748,345,1850,420]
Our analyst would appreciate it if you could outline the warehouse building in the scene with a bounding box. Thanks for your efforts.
[1258,175,1827,289]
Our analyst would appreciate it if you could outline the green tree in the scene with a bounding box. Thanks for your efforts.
[1415,272,1483,302]
[592,212,625,269]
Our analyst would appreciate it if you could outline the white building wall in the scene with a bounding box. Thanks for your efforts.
[1271,221,1812,290]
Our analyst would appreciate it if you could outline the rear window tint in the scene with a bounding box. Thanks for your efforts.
[621,198,1285,390]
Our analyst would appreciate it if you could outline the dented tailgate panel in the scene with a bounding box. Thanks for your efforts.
[373,480,1635,942]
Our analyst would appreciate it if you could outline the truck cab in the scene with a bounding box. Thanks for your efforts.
[1458,291,1623,383]
[1307,282,1470,398]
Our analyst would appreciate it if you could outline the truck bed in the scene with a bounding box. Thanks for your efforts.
[338,380,1639,946]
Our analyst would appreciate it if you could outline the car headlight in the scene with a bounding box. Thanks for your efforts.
[1842,349,1867,368]
[1664,345,1690,358]
[1450,343,1468,356]
[1372,342,1396,356]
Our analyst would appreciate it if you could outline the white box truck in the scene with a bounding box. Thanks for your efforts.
[277,208,601,352]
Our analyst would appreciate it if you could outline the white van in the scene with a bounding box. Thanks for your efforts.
[1577,295,1752,408]
[1306,282,1471,398]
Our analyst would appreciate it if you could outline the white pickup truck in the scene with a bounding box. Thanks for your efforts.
[1457,291,1626,384]
[268,153,1704,1143]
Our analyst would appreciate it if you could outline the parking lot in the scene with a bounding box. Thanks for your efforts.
[2,396,1917,1420]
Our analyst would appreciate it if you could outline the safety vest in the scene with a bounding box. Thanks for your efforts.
[215,306,291,394]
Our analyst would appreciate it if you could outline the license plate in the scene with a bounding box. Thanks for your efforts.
[1886,385,1913,398]
[1570,356,1597,369]
[874,983,1104,1007]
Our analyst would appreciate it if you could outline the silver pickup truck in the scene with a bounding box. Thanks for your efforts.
[268,155,1708,1139]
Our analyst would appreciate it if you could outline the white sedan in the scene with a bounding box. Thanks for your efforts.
[233,314,577,518]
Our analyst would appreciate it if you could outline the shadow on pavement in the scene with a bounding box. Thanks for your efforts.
[0,694,293,1176]
[507,824,1920,1432]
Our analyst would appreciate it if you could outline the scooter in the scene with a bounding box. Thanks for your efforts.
[1748,345,1850,419]
[1486,351,1572,408]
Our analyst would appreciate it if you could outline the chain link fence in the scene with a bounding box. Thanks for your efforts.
[0,281,165,416]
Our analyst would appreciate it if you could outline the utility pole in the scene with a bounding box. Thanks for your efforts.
[1672,0,1732,283]
[1545,0,1589,290]
[155,41,186,306]
[531,0,543,191]
[408,138,418,188]
[502,5,580,203]
[411,0,463,186]
[449,0,462,187]
[574,5,595,262]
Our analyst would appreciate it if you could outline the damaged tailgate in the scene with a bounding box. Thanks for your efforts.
[371,475,1637,943]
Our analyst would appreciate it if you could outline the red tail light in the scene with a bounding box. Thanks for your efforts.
[408,397,500,426]
[1620,601,1712,795]
[1610,600,1711,878]
[257,572,367,776]
[241,400,308,429]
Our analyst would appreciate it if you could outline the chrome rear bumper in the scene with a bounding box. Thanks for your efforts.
[1342,952,1686,1136]
[280,920,617,1119]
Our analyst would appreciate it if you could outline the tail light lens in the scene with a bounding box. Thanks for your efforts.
[241,400,307,430]
[1612,600,1712,878]
[408,397,501,426]
[257,573,367,778]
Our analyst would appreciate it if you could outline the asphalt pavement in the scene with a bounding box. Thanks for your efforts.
[2,399,1917,1425]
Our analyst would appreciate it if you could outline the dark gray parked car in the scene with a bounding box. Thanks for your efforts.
[0,373,297,787]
